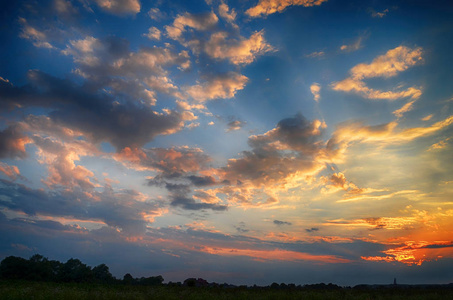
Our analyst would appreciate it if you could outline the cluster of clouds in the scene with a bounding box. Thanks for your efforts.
[1,0,453,280]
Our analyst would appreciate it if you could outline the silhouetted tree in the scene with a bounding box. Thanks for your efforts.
[0,256,29,280]
[92,264,115,283]
[59,258,92,283]
[270,282,280,289]
[123,273,135,285]
[139,275,164,286]
[184,278,197,287]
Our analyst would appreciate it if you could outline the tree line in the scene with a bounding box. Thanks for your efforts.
[0,254,163,285]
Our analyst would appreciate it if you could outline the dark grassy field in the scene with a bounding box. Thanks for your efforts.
[1,280,453,300]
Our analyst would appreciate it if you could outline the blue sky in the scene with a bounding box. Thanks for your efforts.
[1,0,453,286]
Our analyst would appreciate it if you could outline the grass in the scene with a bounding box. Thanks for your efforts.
[1,280,452,300]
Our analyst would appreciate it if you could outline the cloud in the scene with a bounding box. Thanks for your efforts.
[305,51,325,58]
[370,8,389,18]
[0,179,163,234]
[428,137,451,151]
[0,125,31,159]
[61,35,191,104]
[349,46,423,80]
[328,115,453,153]
[31,136,99,189]
[144,27,161,40]
[165,12,219,40]
[185,72,248,102]
[218,1,238,28]
[0,71,189,151]
[200,246,350,263]
[305,227,319,232]
[0,163,21,181]
[362,241,453,266]
[54,0,79,17]
[339,36,365,53]
[226,120,246,132]
[421,114,433,121]
[332,46,423,100]
[115,146,211,173]
[203,30,274,65]
[223,114,327,187]
[170,196,227,211]
[393,100,416,118]
[321,172,363,195]
[274,220,292,226]
[18,18,54,49]
[215,114,327,206]
[148,7,165,21]
[165,11,273,66]
[310,83,321,102]
[115,146,227,211]
[93,0,141,15]
[246,0,328,18]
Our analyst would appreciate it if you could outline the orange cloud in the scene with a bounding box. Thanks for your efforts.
[203,30,274,65]
[428,137,451,151]
[328,115,453,162]
[332,46,423,100]
[185,72,248,102]
[310,83,321,102]
[0,162,21,180]
[200,246,350,263]
[33,136,100,189]
[246,0,328,18]
[165,12,219,40]
[94,0,140,15]
[393,100,416,118]
[362,241,453,266]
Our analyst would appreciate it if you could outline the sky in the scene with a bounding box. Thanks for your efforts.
[0,0,453,286]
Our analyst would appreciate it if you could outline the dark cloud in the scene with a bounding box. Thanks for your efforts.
[0,179,162,234]
[187,175,217,187]
[135,148,227,212]
[170,196,227,211]
[0,125,29,159]
[305,227,319,232]
[226,119,246,132]
[118,147,211,176]
[273,220,292,226]
[420,242,453,249]
[0,71,186,150]
[222,113,325,189]
[235,222,249,233]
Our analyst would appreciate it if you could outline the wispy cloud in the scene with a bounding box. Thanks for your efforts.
[246,0,328,18]
[339,35,365,53]
[393,100,416,118]
[332,46,423,100]
[369,8,389,18]
[93,0,141,15]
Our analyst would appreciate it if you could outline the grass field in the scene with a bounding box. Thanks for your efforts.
[1,280,453,300]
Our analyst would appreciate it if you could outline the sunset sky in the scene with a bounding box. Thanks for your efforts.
[1,0,453,286]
